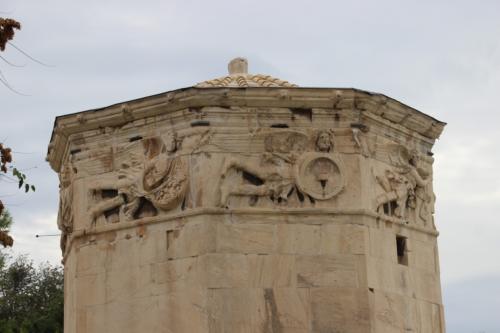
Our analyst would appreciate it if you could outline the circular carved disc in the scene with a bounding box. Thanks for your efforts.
[296,153,345,200]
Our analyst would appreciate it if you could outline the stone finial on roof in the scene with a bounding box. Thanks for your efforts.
[196,57,297,88]
[228,57,248,75]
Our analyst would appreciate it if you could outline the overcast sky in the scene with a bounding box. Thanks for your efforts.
[1,0,499,331]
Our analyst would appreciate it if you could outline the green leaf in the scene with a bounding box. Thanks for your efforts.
[25,183,29,193]
[31,185,36,192]
[18,179,23,188]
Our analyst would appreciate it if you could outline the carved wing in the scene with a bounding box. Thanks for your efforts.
[263,130,310,154]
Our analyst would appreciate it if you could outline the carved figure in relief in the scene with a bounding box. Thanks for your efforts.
[89,155,142,223]
[218,131,305,207]
[375,170,413,218]
[404,150,434,225]
[315,130,334,152]
[161,131,178,153]
[351,124,373,157]
[218,130,345,207]
[219,152,295,206]
[301,131,344,200]
[57,160,74,253]
[375,145,434,225]
[89,131,188,224]
[352,128,362,149]
[143,147,188,211]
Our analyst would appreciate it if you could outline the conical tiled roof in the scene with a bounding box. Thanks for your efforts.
[196,57,297,88]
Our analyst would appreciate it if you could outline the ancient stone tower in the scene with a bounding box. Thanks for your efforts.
[47,58,446,332]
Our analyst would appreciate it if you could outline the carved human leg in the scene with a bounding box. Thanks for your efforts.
[90,196,125,222]
[376,191,398,214]
[120,196,141,221]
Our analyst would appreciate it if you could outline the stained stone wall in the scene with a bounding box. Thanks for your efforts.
[48,82,446,332]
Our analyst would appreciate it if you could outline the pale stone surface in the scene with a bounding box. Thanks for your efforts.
[207,288,310,333]
[311,287,371,332]
[48,58,446,332]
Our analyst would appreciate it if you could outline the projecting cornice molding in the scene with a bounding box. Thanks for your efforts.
[46,87,445,172]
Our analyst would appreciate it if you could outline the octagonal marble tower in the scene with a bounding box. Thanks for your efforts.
[47,58,446,333]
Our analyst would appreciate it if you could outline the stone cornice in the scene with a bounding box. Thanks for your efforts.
[47,87,446,172]
[61,207,438,263]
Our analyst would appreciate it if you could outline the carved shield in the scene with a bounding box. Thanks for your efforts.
[295,152,345,200]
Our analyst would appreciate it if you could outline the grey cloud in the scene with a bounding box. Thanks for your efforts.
[443,275,500,333]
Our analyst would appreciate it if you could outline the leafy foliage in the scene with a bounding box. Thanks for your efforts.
[0,255,63,333]
[0,143,35,247]
[12,169,35,194]
[0,210,13,249]
[0,18,20,52]
[0,210,12,231]
[0,17,62,331]
[0,20,21,246]
[0,22,34,224]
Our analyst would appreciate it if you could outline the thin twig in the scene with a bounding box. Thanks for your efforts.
[0,200,28,206]
[0,54,26,67]
[0,172,22,182]
[0,174,19,183]
[13,165,38,172]
[0,193,20,198]
[8,42,54,67]
[11,151,37,154]
[0,69,29,95]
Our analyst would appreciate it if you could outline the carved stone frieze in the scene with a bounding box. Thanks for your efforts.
[218,129,346,207]
[374,144,435,227]
[375,169,413,219]
[87,131,188,225]
[57,159,74,253]
[218,130,303,207]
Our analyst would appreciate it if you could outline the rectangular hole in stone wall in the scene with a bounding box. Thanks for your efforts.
[166,229,180,254]
[166,230,174,251]
[396,235,408,266]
